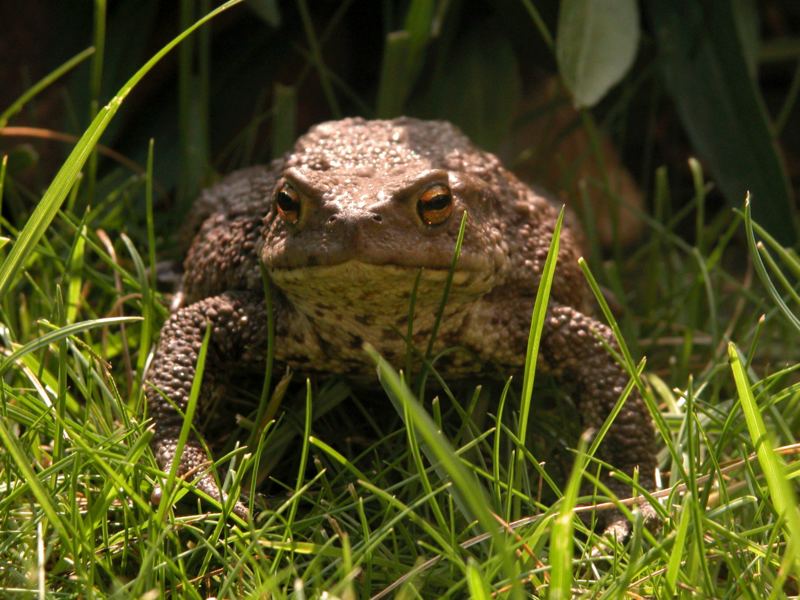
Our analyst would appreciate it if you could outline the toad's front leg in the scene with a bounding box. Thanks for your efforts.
[542,304,658,539]
[146,291,267,518]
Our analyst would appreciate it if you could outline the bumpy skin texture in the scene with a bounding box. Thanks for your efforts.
[146,117,657,532]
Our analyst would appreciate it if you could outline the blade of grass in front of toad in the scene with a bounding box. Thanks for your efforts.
[367,345,524,600]
[728,342,800,577]
[414,211,468,398]
[154,323,210,523]
[0,413,78,548]
[0,154,6,239]
[513,206,562,520]
[0,316,141,377]
[665,491,694,595]
[401,391,450,536]
[120,233,153,401]
[142,139,157,370]
[0,0,243,302]
[466,558,493,599]
[247,265,277,458]
[272,379,314,574]
[578,256,675,467]
[548,430,590,600]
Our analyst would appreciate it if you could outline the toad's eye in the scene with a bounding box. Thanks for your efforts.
[274,183,301,224]
[416,183,453,226]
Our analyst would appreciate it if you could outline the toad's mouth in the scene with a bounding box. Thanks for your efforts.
[268,259,497,299]
[263,243,496,274]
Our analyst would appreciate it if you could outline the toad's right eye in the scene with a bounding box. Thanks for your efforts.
[274,183,301,224]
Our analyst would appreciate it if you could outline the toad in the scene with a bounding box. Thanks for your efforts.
[146,117,657,538]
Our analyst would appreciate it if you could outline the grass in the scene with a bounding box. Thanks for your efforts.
[2,4,800,598]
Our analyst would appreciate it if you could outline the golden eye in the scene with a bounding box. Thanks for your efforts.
[417,183,453,226]
[274,182,301,224]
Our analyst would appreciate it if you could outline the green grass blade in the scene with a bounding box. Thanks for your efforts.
[367,345,523,599]
[748,217,800,281]
[520,0,554,49]
[357,478,459,567]
[84,0,107,205]
[296,0,340,116]
[518,207,563,449]
[0,154,6,237]
[376,32,412,118]
[65,224,87,324]
[155,322,211,522]
[247,266,276,451]
[308,435,369,482]
[273,379,314,571]
[0,316,141,376]
[177,0,211,206]
[120,233,153,389]
[666,492,693,594]
[402,391,450,534]
[466,559,492,599]
[424,211,468,363]
[272,83,297,157]
[376,0,435,117]
[548,431,588,600]
[743,195,800,334]
[0,417,77,547]
[578,256,675,464]
[728,342,800,576]
[0,0,242,301]
[145,139,157,291]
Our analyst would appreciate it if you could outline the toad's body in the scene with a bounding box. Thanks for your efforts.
[147,117,656,535]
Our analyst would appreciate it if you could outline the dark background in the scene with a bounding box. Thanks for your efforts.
[1,0,798,245]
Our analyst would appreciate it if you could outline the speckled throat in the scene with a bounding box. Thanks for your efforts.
[269,260,493,371]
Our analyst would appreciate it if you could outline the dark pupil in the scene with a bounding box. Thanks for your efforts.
[277,191,298,213]
[424,193,451,210]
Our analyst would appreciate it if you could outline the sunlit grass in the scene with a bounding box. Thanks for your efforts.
[1,4,799,598]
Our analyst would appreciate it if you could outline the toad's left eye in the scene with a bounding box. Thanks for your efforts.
[274,183,301,224]
[417,183,453,226]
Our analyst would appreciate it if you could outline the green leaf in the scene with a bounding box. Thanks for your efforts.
[556,0,640,108]
[732,0,760,77]
[650,0,797,243]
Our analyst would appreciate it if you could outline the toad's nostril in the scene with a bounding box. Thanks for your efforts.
[327,215,338,224]
[371,214,383,223]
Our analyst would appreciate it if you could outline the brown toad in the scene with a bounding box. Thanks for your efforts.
[147,117,657,537]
